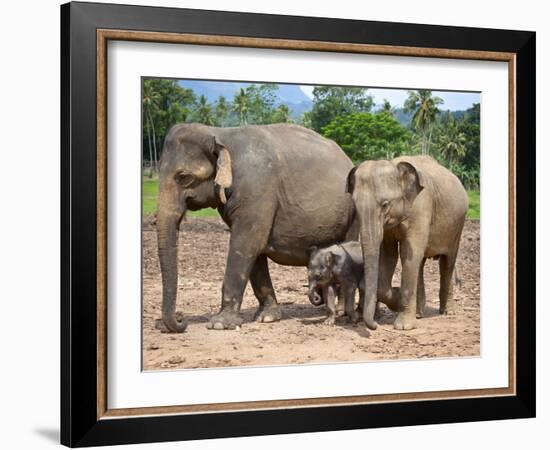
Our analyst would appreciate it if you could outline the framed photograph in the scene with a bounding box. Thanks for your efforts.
[61,1,535,447]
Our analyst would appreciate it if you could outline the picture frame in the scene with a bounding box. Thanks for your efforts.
[60,1,535,447]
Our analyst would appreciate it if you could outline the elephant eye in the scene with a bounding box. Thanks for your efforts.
[175,173,195,188]
[381,200,390,211]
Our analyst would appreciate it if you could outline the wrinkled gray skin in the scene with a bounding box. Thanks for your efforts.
[157,123,357,332]
[347,155,468,331]
[308,241,365,325]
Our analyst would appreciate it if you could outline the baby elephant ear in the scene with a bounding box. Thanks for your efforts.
[212,137,232,204]
[397,161,424,204]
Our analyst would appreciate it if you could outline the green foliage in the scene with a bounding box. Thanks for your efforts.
[457,104,480,189]
[310,87,374,132]
[142,79,196,168]
[428,104,481,189]
[437,115,467,165]
[193,95,216,125]
[271,104,291,123]
[404,90,443,155]
[322,112,412,163]
[227,84,281,126]
[142,179,218,217]
[142,79,480,199]
[404,90,443,130]
[299,110,312,128]
[143,79,195,133]
[245,84,278,124]
[378,99,396,116]
[215,96,229,127]
[232,88,250,125]
[467,191,480,219]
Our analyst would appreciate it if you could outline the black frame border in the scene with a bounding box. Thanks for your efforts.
[61,1,535,447]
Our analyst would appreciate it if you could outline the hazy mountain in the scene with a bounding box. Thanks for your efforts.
[284,100,313,119]
[392,108,413,127]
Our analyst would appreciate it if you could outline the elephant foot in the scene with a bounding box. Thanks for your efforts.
[374,303,385,321]
[335,302,346,317]
[323,315,336,326]
[416,307,425,319]
[254,303,282,323]
[347,310,361,324]
[206,310,243,330]
[394,313,416,330]
[439,306,457,316]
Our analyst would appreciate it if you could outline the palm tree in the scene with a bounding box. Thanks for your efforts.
[271,104,291,123]
[404,90,443,155]
[142,81,161,177]
[379,99,396,116]
[438,117,467,168]
[232,88,250,126]
[195,95,216,125]
[215,96,229,127]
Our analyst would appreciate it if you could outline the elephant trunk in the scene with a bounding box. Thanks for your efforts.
[359,211,384,330]
[157,203,188,333]
[308,281,323,306]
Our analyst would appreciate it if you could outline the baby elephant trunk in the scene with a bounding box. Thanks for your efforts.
[308,281,324,306]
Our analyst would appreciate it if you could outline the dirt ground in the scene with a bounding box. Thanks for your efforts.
[142,216,480,370]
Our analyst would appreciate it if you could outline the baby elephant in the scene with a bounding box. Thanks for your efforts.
[308,241,365,325]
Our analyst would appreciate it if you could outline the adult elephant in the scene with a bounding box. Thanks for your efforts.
[157,123,357,332]
[347,155,468,331]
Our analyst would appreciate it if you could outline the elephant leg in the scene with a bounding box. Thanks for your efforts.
[323,285,337,326]
[336,286,346,317]
[250,255,282,323]
[344,283,360,323]
[357,278,365,314]
[357,281,382,320]
[207,218,271,330]
[439,252,458,315]
[416,257,427,318]
[377,238,400,312]
[394,239,425,330]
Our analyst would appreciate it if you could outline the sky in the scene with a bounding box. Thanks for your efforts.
[299,86,480,111]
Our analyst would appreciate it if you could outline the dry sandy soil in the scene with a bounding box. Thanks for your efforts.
[142,216,480,370]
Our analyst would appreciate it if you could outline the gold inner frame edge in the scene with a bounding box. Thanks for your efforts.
[95,29,517,420]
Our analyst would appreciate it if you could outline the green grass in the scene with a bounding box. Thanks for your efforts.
[467,190,480,220]
[144,178,480,220]
[142,178,219,217]
[142,179,159,215]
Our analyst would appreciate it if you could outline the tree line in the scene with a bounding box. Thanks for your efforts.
[142,79,480,189]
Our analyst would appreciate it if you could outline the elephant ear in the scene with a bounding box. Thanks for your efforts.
[324,251,341,268]
[212,137,232,204]
[397,161,424,204]
[346,166,358,194]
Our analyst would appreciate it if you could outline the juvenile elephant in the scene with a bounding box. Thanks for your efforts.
[347,155,468,331]
[157,123,357,332]
[307,241,365,325]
